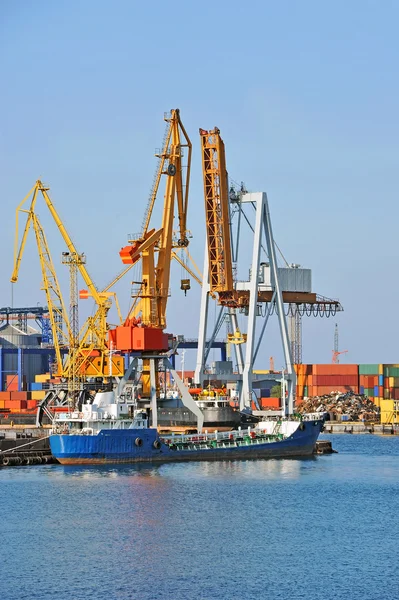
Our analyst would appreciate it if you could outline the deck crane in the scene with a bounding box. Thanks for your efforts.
[11,180,129,405]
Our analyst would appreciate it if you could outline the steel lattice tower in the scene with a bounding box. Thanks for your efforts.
[289,309,302,365]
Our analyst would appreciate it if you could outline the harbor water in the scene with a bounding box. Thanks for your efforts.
[1,434,399,600]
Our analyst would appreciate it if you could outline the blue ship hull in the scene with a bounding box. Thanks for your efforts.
[49,420,324,465]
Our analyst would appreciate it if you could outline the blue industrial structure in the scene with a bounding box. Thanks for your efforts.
[0,305,227,390]
[0,305,52,342]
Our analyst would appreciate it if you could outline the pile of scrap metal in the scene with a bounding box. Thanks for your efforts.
[297,391,380,422]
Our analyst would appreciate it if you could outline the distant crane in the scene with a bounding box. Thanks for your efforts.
[332,323,348,364]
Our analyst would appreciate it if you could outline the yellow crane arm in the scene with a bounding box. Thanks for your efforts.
[174,110,192,246]
[141,117,173,237]
[11,182,72,373]
[155,110,192,327]
[37,181,102,306]
[11,183,40,283]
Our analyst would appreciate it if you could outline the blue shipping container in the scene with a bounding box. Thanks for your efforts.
[374,386,379,397]
[30,382,43,391]
[379,375,384,386]
[360,386,365,394]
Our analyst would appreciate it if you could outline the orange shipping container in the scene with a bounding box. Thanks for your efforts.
[294,364,312,376]
[10,392,28,401]
[260,397,281,409]
[0,392,11,401]
[0,400,5,409]
[312,364,358,376]
[6,383,18,392]
[26,400,38,410]
[5,400,27,411]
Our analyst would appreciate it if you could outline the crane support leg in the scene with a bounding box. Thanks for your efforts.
[229,308,244,375]
[195,248,211,386]
[149,358,158,428]
[240,193,263,411]
[262,193,296,414]
[164,358,204,432]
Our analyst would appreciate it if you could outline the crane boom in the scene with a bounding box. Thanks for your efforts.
[199,127,233,294]
[11,188,71,373]
[119,109,192,333]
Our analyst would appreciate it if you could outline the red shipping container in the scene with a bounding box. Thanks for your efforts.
[26,400,38,410]
[313,364,358,376]
[313,375,358,386]
[10,392,28,401]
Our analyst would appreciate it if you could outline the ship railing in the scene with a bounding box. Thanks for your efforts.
[301,412,326,422]
[160,426,284,447]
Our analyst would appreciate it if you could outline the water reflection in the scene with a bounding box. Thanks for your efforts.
[29,456,322,484]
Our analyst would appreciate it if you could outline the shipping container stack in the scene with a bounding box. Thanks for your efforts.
[358,364,382,407]
[0,374,36,413]
[380,365,399,424]
[295,364,359,401]
[295,364,313,403]
[0,372,53,415]
[293,363,399,424]
[252,386,281,411]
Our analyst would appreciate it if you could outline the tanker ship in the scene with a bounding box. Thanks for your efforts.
[48,391,324,465]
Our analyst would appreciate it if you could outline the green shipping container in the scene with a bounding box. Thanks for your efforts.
[364,388,374,397]
[384,367,399,377]
[359,364,380,375]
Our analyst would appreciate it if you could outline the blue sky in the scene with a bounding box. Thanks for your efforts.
[1,0,398,368]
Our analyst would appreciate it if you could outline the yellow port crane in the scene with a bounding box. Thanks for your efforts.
[11,185,71,373]
[11,180,129,403]
[119,108,192,336]
[115,109,193,399]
